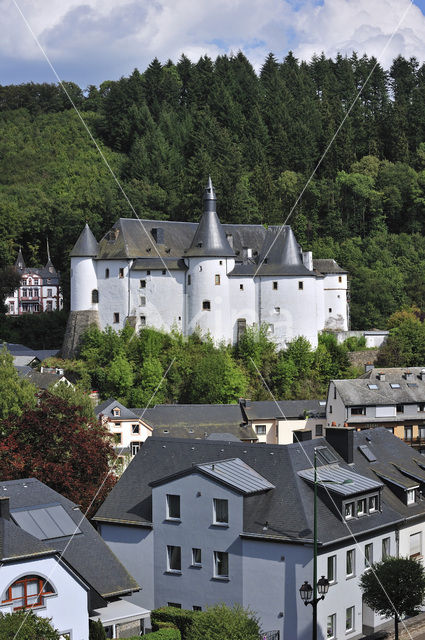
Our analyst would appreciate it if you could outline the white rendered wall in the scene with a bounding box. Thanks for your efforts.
[0,556,88,639]
[129,269,185,334]
[104,418,152,448]
[96,260,130,330]
[228,276,257,343]
[259,276,321,349]
[186,257,235,343]
[323,274,349,331]
[71,257,98,313]
[326,383,348,427]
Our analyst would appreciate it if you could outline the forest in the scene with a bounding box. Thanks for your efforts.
[2,51,425,328]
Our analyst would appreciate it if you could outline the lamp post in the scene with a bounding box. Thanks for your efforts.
[299,448,352,640]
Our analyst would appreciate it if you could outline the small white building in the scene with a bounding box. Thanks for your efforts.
[6,246,62,315]
[66,178,348,355]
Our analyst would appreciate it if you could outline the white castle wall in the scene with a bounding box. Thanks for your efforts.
[129,268,186,333]
[186,256,235,342]
[259,275,321,348]
[228,276,257,343]
[323,273,348,331]
[71,256,98,312]
[96,259,130,329]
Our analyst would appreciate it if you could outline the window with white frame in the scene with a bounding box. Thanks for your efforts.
[365,543,373,567]
[213,498,228,524]
[255,424,266,435]
[344,502,355,520]
[346,606,354,633]
[346,549,355,577]
[326,613,336,639]
[167,545,181,572]
[166,494,181,520]
[410,532,422,560]
[369,495,378,512]
[192,548,202,566]
[407,489,416,505]
[357,498,367,516]
[130,442,141,457]
[382,537,390,559]
[327,555,336,584]
[214,551,229,578]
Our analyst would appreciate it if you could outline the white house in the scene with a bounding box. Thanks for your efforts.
[6,245,62,315]
[95,427,425,639]
[0,478,149,638]
[65,178,348,356]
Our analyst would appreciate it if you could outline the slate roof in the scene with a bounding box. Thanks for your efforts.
[352,428,425,522]
[96,398,141,421]
[241,399,326,421]
[131,403,256,441]
[4,342,59,363]
[334,367,425,407]
[0,514,55,562]
[298,464,383,496]
[2,478,139,598]
[312,259,347,274]
[94,435,402,545]
[70,223,99,257]
[17,369,66,390]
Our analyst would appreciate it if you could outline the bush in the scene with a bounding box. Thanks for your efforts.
[151,607,198,639]
[121,630,180,640]
[187,603,260,640]
[90,619,106,640]
[0,610,60,639]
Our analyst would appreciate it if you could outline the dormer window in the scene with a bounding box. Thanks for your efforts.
[357,499,367,516]
[396,404,404,414]
[390,383,400,389]
[351,406,365,415]
[113,408,120,417]
[407,489,416,505]
[369,495,379,512]
[344,502,355,520]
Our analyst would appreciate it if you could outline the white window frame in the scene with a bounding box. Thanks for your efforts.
[382,537,390,559]
[327,555,336,584]
[213,551,229,578]
[213,498,229,525]
[255,424,267,435]
[345,606,355,633]
[167,545,181,572]
[346,549,355,578]
[407,489,416,505]
[369,495,378,513]
[365,543,373,568]
[357,498,367,516]
[344,502,355,520]
[166,494,181,520]
[327,613,336,639]
[192,548,202,566]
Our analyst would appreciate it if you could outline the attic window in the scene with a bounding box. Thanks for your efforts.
[407,489,416,505]
[408,383,418,388]
[113,408,120,417]
[390,383,401,389]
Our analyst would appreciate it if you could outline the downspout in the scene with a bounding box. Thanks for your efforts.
[127,259,133,318]
[258,276,262,327]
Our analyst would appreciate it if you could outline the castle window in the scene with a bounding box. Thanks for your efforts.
[274,307,280,314]
[219,260,223,265]
[113,312,119,323]
[188,275,191,285]
[140,280,146,288]
[119,268,124,278]
[215,274,220,285]
[298,281,303,290]
[105,268,109,279]
[140,296,146,306]
[273,281,278,290]
[199,266,202,272]
[147,270,151,275]
[339,276,342,283]
[329,308,332,313]
[203,300,211,311]
[162,269,166,275]
[140,315,146,326]
[240,284,244,290]
[92,289,99,303]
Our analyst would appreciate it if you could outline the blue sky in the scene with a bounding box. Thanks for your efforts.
[2,0,425,87]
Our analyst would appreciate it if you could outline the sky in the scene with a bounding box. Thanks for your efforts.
[2,0,425,88]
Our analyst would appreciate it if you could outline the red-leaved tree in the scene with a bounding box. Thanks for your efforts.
[0,394,117,516]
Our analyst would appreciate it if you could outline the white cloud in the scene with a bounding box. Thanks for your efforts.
[2,0,425,85]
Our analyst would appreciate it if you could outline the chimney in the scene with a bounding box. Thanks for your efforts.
[377,372,385,381]
[365,363,373,373]
[293,430,312,443]
[325,427,354,464]
[405,371,413,380]
[420,370,425,381]
[151,228,164,244]
[0,496,10,520]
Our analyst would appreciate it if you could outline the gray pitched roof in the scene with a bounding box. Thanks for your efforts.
[94,436,401,545]
[70,223,99,257]
[18,369,65,390]
[0,515,55,562]
[131,403,256,441]
[298,464,383,496]
[96,398,140,421]
[313,259,347,274]
[242,399,326,421]
[2,478,139,598]
[334,367,425,407]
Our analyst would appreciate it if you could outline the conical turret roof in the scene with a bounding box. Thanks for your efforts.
[15,247,26,270]
[186,178,235,258]
[70,223,99,258]
[256,226,312,276]
[44,238,57,273]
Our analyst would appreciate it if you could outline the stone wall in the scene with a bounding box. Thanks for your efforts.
[348,349,379,368]
[61,309,101,359]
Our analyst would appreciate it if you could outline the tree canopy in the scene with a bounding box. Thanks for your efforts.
[0,610,60,640]
[0,345,36,418]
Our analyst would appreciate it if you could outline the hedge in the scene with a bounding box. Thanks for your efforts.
[151,607,199,639]
[119,630,180,640]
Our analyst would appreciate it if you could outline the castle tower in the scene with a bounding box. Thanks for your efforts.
[62,223,100,358]
[185,177,235,342]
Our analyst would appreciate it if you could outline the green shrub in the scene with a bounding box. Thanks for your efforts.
[118,630,180,640]
[89,619,106,640]
[343,335,367,351]
[151,607,198,639]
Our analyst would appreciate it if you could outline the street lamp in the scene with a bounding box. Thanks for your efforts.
[299,448,352,640]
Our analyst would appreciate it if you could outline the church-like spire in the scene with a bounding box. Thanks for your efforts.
[70,223,99,258]
[15,247,25,270]
[186,177,235,258]
[44,238,57,274]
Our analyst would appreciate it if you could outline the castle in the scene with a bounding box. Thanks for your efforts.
[65,178,348,356]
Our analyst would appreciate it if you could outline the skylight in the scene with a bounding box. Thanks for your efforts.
[11,504,81,540]
[368,384,378,390]
[358,444,377,462]
[408,383,418,388]
[390,383,401,389]
[315,446,338,465]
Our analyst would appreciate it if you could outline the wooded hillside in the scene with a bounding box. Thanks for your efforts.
[2,51,425,328]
